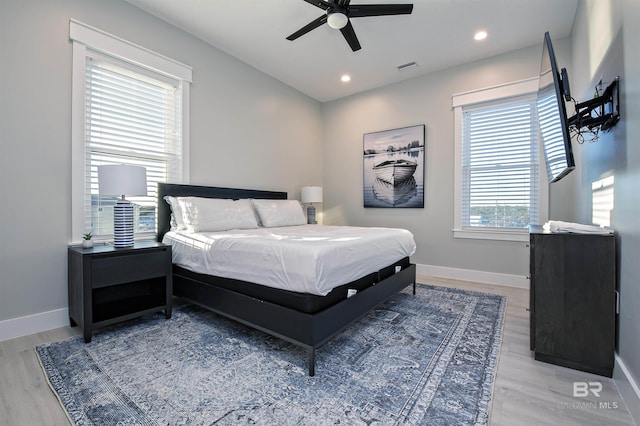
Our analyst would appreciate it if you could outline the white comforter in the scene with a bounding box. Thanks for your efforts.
[163,225,416,296]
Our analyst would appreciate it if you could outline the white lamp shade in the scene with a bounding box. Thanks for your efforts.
[98,165,147,197]
[327,12,348,30]
[301,186,323,204]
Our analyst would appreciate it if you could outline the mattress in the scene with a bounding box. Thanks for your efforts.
[163,225,416,296]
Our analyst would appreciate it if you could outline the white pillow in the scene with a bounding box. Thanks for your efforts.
[178,197,259,232]
[164,196,187,231]
[252,199,307,228]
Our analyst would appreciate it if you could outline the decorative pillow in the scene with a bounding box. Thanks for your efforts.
[252,199,307,228]
[178,197,259,232]
[164,196,187,231]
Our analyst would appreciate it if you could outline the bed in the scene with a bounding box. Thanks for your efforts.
[157,183,417,376]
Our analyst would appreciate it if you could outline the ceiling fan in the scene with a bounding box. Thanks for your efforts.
[286,0,414,52]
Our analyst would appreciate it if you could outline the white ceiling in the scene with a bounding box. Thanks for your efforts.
[125,0,579,102]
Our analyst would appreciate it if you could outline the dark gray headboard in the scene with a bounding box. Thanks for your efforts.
[156,183,288,242]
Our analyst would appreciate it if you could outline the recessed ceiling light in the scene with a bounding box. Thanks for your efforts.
[474,31,488,41]
[341,74,351,83]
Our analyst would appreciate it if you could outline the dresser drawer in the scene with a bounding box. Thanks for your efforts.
[92,250,168,288]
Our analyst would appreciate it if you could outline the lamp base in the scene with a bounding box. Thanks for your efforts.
[306,205,317,224]
[113,199,134,248]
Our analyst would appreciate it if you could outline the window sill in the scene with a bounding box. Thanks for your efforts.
[69,234,157,246]
[453,227,529,242]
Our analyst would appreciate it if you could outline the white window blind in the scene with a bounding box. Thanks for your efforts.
[461,99,539,229]
[84,56,183,240]
[537,91,568,181]
[70,20,191,243]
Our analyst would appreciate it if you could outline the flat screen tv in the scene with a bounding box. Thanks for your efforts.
[537,31,575,183]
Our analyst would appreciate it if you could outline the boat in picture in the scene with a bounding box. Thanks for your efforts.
[373,177,417,206]
[372,159,418,185]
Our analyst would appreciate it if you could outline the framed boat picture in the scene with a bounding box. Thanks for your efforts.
[363,124,425,208]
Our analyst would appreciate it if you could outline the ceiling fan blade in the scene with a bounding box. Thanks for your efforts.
[340,21,361,51]
[348,4,414,17]
[286,15,328,41]
[302,0,331,11]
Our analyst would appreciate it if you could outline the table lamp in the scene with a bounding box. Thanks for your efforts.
[301,186,323,224]
[98,165,147,247]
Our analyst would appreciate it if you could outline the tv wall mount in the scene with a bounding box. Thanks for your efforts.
[568,76,620,142]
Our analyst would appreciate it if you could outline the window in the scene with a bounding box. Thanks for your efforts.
[70,21,191,242]
[453,78,547,241]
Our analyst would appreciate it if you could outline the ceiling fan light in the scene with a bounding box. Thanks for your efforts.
[327,12,348,30]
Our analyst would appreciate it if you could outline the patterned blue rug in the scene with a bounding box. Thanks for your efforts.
[36,283,505,425]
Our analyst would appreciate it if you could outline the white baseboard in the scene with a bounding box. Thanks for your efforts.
[0,264,526,343]
[0,308,69,343]
[614,355,640,425]
[416,263,529,289]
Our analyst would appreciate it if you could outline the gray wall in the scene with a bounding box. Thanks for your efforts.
[0,0,323,322]
[570,0,640,421]
[321,41,575,278]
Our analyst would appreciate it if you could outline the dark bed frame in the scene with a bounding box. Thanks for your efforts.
[157,183,417,376]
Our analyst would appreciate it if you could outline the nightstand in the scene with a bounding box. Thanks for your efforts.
[68,241,173,343]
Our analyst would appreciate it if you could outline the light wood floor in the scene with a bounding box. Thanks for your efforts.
[0,276,635,425]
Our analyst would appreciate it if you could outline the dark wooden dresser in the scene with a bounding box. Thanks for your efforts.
[529,225,615,377]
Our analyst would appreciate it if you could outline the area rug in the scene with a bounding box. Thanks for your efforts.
[36,283,506,425]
